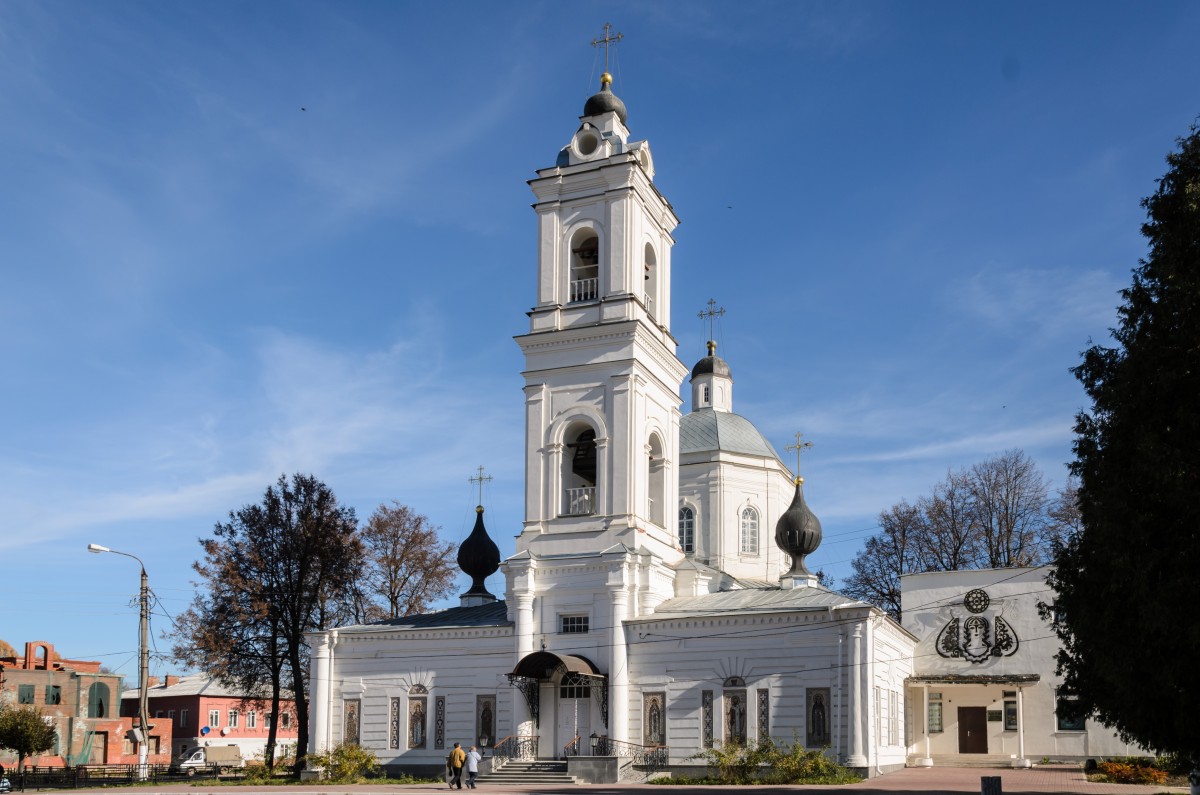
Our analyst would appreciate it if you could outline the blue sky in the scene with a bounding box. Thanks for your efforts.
[2,1,1197,682]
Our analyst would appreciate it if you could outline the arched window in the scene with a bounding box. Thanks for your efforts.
[87,682,110,718]
[643,243,658,316]
[647,434,665,526]
[569,230,600,303]
[740,507,759,555]
[563,425,597,516]
[678,507,695,553]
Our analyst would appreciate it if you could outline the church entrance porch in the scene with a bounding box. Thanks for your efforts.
[507,651,607,759]
[906,674,1039,768]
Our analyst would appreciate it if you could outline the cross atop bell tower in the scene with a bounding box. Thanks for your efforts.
[591,23,623,72]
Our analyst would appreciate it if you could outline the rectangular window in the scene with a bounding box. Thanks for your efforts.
[168,710,175,722]
[155,710,164,718]
[180,709,188,727]
[229,709,239,728]
[1056,693,1086,731]
[209,709,220,728]
[559,684,592,699]
[18,684,35,704]
[281,712,291,729]
[1004,700,1018,731]
[265,713,273,729]
[928,692,943,733]
[888,690,899,745]
[46,685,62,705]
[247,711,257,729]
[559,614,589,634]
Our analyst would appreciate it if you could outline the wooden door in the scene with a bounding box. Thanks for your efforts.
[88,731,108,764]
[957,707,987,753]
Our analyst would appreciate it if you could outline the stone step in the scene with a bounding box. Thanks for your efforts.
[909,754,1027,769]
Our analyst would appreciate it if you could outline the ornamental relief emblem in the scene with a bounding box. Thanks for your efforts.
[934,588,1019,664]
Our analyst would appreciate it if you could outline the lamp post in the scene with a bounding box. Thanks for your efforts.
[88,543,150,779]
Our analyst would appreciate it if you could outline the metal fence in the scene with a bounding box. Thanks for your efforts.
[5,764,257,790]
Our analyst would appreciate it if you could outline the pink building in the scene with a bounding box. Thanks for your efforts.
[121,674,297,760]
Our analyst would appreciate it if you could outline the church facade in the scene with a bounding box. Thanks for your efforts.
[307,71,913,780]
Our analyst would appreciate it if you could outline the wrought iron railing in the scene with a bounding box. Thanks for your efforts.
[588,737,669,772]
[562,735,582,757]
[564,486,595,516]
[492,734,539,763]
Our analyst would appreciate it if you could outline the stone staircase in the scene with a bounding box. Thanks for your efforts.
[909,753,1028,768]
[478,759,579,786]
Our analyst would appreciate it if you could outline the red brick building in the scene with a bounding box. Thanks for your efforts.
[0,639,171,768]
[121,674,298,761]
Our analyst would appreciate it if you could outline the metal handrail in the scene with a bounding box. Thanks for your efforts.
[592,737,669,771]
[562,735,581,757]
[492,734,539,763]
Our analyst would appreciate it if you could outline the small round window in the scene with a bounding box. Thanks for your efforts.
[576,131,599,157]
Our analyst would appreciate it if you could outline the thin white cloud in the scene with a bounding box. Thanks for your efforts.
[951,266,1123,340]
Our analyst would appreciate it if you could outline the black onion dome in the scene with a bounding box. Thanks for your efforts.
[690,340,732,381]
[775,479,823,578]
[583,72,627,124]
[458,506,501,599]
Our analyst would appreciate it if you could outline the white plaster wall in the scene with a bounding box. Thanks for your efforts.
[901,567,1148,759]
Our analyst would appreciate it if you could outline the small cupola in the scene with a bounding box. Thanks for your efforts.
[583,72,628,124]
[458,505,501,607]
[775,478,824,589]
[690,340,734,412]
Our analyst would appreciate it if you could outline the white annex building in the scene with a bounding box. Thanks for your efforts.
[307,70,914,780]
[901,567,1147,767]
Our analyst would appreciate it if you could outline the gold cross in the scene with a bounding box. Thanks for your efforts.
[469,465,493,506]
[698,298,725,342]
[591,23,623,72]
[785,433,813,484]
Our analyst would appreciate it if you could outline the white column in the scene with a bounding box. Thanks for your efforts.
[515,593,536,735]
[608,587,630,743]
[917,685,933,766]
[310,630,334,756]
[845,622,866,767]
[1014,686,1030,767]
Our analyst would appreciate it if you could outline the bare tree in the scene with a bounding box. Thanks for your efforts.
[918,470,982,571]
[842,501,924,620]
[968,449,1051,567]
[358,501,457,621]
[846,450,1058,621]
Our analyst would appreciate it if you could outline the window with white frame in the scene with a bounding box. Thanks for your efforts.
[740,507,759,555]
[888,690,899,745]
[678,506,695,553]
[180,708,189,727]
[1055,691,1086,731]
[281,712,292,729]
[559,614,589,634]
[247,710,257,729]
[928,692,943,733]
[228,709,239,728]
[208,709,220,728]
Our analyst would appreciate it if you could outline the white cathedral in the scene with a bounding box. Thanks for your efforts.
[307,70,914,781]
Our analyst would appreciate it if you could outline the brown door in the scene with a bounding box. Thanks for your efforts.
[957,707,987,753]
[88,731,108,764]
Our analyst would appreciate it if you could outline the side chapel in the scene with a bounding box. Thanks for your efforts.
[308,66,914,779]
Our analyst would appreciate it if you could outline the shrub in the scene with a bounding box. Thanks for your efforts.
[690,737,858,785]
[315,742,382,783]
[1097,760,1167,785]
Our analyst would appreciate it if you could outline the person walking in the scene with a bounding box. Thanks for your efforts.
[449,742,467,789]
[465,746,482,789]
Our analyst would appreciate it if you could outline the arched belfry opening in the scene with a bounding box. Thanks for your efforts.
[563,425,597,516]
[569,229,600,303]
[643,242,658,318]
[647,433,666,527]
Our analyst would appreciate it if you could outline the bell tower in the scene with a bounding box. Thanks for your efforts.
[515,65,688,562]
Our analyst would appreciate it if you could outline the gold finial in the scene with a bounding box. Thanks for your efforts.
[591,23,623,76]
[601,71,613,87]
[786,433,814,485]
[469,465,493,510]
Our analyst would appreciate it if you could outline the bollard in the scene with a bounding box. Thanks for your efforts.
[981,775,1003,795]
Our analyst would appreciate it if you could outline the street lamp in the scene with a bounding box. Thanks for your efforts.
[88,543,150,779]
